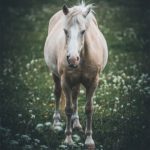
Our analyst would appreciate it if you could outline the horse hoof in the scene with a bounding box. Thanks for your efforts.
[85,136,95,150]
[73,119,82,131]
[53,120,62,127]
[85,143,95,150]
[53,111,61,126]
[64,135,74,145]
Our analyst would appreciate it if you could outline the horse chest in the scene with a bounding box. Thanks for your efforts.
[65,65,99,85]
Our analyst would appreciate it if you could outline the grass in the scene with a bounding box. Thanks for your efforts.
[0,0,150,150]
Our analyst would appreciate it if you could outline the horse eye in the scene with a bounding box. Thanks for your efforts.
[81,30,85,35]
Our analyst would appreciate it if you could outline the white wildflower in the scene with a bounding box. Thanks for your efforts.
[18,114,22,118]
[26,63,30,69]
[31,114,35,119]
[44,122,52,127]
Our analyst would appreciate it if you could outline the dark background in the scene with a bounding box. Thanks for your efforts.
[0,0,150,150]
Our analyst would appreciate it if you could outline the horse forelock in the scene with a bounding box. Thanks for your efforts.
[64,4,94,28]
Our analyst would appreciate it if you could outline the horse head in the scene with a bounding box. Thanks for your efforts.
[63,4,91,68]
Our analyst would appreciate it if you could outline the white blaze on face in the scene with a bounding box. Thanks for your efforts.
[67,24,80,58]
[64,15,86,67]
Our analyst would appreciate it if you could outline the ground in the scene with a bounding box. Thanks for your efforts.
[0,0,150,150]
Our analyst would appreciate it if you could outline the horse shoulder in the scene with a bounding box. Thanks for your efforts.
[44,11,66,76]
[48,10,64,34]
[85,21,108,71]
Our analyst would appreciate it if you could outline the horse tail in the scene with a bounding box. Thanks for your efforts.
[60,91,66,112]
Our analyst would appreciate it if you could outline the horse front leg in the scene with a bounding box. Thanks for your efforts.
[52,73,61,127]
[72,84,82,130]
[84,79,98,149]
[61,77,74,145]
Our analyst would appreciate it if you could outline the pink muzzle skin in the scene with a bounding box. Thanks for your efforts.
[67,55,80,68]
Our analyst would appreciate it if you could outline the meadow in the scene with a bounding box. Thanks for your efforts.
[0,0,150,149]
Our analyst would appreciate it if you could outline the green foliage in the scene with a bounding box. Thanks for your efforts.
[0,0,150,150]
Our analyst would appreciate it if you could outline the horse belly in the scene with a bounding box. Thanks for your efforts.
[44,36,59,76]
[44,51,58,75]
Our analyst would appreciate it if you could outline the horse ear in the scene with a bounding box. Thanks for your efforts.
[63,5,69,15]
[83,7,91,17]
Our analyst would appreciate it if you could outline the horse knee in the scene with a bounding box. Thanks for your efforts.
[54,87,61,98]
[65,107,73,116]
[85,105,94,115]
[53,74,61,98]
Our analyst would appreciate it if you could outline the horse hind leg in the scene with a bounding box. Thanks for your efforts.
[60,91,66,112]
[71,84,82,131]
[52,73,61,127]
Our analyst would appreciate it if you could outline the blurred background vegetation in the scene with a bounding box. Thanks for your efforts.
[0,0,150,149]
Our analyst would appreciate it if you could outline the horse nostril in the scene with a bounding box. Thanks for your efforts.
[66,55,70,64]
[67,55,70,60]
[77,56,79,61]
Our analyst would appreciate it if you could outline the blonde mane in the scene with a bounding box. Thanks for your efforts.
[65,2,97,27]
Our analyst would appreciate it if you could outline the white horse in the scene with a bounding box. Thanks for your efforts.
[44,3,108,149]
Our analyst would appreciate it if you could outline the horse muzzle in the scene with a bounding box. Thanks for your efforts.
[67,55,80,68]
